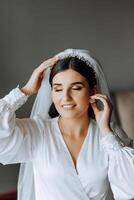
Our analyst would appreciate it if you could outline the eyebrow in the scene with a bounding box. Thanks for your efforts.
[52,82,86,87]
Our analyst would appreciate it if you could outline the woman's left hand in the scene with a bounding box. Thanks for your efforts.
[90,94,113,135]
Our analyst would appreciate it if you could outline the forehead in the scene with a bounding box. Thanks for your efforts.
[52,69,88,85]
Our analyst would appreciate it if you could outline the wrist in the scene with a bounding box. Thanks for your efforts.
[20,87,32,96]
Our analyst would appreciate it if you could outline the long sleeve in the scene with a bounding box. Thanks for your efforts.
[100,123,134,200]
[0,87,44,165]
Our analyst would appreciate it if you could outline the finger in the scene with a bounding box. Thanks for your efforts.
[90,102,99,114]
[91,94,112,106]
[54,55,59,60]
[45,56,59,64]
[91,94,108,100]
[91,96,110,110]
[98,95,113,108]
[37,57,59,73]
[40,57,58,69]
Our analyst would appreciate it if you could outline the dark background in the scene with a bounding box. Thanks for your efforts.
[0,0,134,193]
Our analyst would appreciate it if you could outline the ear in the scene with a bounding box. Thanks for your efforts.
[90,85,97,96]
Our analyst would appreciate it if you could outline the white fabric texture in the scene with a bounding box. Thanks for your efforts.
[0,88,134,199]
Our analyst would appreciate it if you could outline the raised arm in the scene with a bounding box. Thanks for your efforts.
[0,56,59,165]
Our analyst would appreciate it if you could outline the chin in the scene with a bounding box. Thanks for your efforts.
[59,111,86,120]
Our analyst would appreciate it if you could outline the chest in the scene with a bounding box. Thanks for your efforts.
[34,128,108,183]
[62,134,87,169]
[33,120,110,199]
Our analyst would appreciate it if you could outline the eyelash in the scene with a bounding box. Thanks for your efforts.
[54,87,82,92]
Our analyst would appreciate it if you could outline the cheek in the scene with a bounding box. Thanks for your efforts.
[78,94,91,110]
[78,92,90,103]
[52,91,90,105]
[81,98,90,109]
[52,92,60,105]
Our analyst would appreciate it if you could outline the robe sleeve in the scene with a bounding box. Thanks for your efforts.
[100,123,134,200]
[0,87,44,165]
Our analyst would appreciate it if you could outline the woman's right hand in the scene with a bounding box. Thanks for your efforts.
[21,56,59,96]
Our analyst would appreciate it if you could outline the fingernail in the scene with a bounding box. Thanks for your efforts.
[55,56,59,60]
[90,99,96,103]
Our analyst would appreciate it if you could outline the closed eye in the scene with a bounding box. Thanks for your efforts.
[54,89,62,92]
[73,87,83,90]
[54,87,83,92]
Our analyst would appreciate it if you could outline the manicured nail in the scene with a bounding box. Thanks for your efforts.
[90,99,96,103]
[54,56,59,60]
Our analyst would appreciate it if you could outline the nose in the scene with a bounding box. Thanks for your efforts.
[62,89,72,101]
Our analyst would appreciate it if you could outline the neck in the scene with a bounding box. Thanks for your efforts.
[58,114,91,138]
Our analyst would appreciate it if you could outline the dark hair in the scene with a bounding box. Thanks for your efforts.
[48,57,97,119]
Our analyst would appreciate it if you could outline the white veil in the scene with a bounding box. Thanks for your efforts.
[17,48,133,200]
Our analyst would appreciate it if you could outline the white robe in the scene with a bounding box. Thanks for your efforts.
[0,88,134,200]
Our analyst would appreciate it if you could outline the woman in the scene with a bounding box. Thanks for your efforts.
[0,49,134,200]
